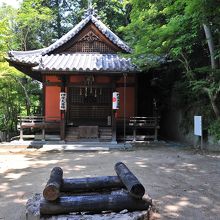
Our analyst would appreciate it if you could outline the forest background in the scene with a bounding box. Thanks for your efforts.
[0,0,220,142]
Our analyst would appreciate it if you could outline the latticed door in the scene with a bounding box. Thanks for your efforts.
[68,87,112,126]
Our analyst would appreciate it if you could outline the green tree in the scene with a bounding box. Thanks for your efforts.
[43,0,128,40]
[0,3,42,137]
[16,0,53,50]
[0,4,18,52]
[123,0,220,121]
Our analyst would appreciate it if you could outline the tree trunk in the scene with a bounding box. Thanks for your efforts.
[114,162,145,199]
[203,88,220,119]
[203,24,220,119]
[55,0,62,39]
[17,79,31,116]
[203,23,217,69]
[210,95,220,119]
[40,190,150,215]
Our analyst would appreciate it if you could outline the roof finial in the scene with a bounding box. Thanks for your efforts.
[88,0,92,9]
[83,0,98,18]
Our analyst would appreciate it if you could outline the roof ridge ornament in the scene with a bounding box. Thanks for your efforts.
[82,0,99,19]
[88,0,92,9]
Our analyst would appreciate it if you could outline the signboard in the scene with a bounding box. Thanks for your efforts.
[60,92,67,110]
[112,92,120,110]
[194,116,202,136]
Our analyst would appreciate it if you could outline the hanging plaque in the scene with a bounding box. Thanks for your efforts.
[60,92,67,110]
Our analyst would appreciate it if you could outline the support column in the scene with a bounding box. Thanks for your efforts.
[19,127,23,141]
[112,78,117,144]
[112,111,117,143]
[42,128,45,141]
[154,127,158,141]
[133,127,136,142]
[123,73,127,147]
[60,76,66,141]
[154,117,158,142]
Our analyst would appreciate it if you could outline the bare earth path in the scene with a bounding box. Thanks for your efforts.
[0,143,220,220]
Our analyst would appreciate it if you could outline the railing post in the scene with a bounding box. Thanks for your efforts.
[60,120,65,141]
[42,116,45,141]
[19,127,23,141]
[18,117,23,141]
[42,128,45,141]
[133,127,136,142]
[154,117,158,141]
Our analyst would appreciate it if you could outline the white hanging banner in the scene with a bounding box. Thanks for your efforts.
[60,92,67,110]
[194,116,202,136]
[112,92,120,110]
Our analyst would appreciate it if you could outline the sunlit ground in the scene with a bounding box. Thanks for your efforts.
[0,144,220,220]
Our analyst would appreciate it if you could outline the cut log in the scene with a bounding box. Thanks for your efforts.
[61,176,124,192]
[40,190,150,215]
[114,162,145,199]
[43,167,63,201]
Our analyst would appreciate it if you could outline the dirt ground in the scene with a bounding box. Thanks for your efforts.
[0,142,220,220]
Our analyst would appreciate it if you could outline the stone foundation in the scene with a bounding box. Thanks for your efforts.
[26,194,151,220]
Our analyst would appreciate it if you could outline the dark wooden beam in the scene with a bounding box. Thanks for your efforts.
[43,167,63,201]
[62,176,124,192]
[115,162,145,199]
[135,75,138,116]
[42,75,46,116]
[60,76,67,141]
[44,82,62,86]
[40,190,150,215]
[116,83,135,87]
[112,78,117,143]
[67,83,112,88]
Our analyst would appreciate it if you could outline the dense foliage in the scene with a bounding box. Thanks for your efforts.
[0,0,220,140]
[123,0,220,139]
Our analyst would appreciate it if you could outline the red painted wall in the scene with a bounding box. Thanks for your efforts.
[96,76,111,84]
[45,86,61,120]
[45,75,61,82]
[44,75,135,121]
[70,75,85,83]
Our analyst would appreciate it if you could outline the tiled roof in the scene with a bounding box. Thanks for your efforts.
[8,14,131,59]
[7,53,136,73]
[7,54,41,65]
[31,53,136,72]
[6,9,136,79]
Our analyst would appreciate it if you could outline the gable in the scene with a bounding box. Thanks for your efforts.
[50,22,124,54]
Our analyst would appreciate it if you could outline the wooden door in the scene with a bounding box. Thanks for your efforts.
[68,87,112,126]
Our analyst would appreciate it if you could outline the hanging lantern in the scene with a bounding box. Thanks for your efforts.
[112,92,120,110]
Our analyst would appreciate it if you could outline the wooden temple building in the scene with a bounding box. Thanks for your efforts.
[7,7,159,143]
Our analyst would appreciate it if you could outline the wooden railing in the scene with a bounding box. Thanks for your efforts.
[129,116,160,141]
[17,116,61,141]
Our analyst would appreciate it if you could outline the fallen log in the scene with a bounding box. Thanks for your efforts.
[61,176,124,192]
[114,162,145,199]
[43,167,63,201]
[40,190,150,215]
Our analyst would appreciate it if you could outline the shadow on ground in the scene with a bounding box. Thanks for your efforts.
[0,143,220,220]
